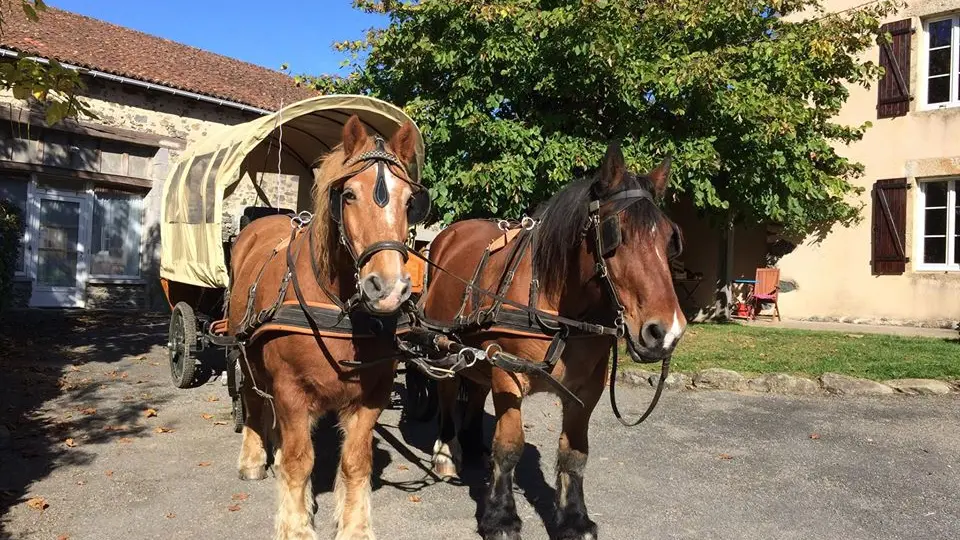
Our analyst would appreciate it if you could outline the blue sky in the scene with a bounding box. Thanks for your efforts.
[49,0,386,76]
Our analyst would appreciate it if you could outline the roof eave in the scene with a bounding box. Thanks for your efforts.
[0,47,273,115]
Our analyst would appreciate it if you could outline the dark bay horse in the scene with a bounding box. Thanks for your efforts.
[421,143,687,539]
[227,115,422,540]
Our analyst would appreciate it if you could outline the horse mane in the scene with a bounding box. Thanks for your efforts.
[309,138,375,279]
[533,170,663,297]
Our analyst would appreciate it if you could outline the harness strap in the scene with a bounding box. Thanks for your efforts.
[608,341,670,426]
[408,249,619,337]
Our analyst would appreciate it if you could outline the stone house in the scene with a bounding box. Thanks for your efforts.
[672,0,960,328]
[0,5,315,310]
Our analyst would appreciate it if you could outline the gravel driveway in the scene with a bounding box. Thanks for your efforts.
[1,311,957,540]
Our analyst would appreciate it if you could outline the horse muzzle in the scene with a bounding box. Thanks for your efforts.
[360,272,412,314]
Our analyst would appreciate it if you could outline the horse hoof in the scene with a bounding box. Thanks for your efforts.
[238,465,267,481]
[481,532,521,540]
[432,459,459,480]
[557,517,598,540]
[275,526,318,540]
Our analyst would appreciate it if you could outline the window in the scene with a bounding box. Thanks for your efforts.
[0,174,29,274]
[916,179,960,270]
[90,190,143,277]
[923,16,960,107]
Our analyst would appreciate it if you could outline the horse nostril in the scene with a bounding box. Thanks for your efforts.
[360,273,385,300]
[399,276,412,301]
[641,320,667,348]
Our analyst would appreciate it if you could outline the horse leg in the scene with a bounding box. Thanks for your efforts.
[478,375,524,540]
[333,404,383,540]
[458,378,490,468]
[432,377,463,478]
[554,359,607,540]
[274,391,317,540]
[238,379,271,481]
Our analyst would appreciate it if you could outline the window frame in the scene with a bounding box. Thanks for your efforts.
[88,190,144,280]
[920,15,960,110]
[0,173,31,276]
[914,178,960,271]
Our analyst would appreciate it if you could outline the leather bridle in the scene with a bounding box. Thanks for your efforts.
[327,137,430,291]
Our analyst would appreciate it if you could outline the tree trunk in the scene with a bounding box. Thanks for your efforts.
[713,219,734,320]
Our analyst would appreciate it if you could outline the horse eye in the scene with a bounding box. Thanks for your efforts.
[342,190,357,202]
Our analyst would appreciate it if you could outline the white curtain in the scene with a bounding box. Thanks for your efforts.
[92,191,142,277]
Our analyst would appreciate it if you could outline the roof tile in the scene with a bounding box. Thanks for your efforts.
[0,4,318,110]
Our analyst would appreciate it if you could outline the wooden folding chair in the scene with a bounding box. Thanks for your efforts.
[749,267,781,321]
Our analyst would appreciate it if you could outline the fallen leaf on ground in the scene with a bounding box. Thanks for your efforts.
[68,365,80,372]
[65,438,77,448]
[144,409,158,418]
[408,495,422,503]
[79,408,96,415]
[165,513,176,519]
[206,396,220,402]
[103,425,127,432]
[105,471,114,477]
[154,427,174,434]
[57,535,69,540]
[118,438,133,444]
[198,461,212,467]
[397,465,409,471]
[810,433,821,440]
[718,453,734,460]
[227,504,241,512]
[232,493,249,501]
[200,414,214,420]
[26,497,48,511]
[76,481,84,486]
[213,421,227,426]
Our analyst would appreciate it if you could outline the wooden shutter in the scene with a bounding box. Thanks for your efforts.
[871,178,909,275]
[877,19,913,119]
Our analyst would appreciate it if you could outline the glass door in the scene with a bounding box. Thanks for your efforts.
[29,193,88,307]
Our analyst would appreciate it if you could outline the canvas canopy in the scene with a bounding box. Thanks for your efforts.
[159,94,425,289]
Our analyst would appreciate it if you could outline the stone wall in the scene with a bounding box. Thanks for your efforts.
[0,78,304,312]
[11,279,30,308]
[85,282,146,310]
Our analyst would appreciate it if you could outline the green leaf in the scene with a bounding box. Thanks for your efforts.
[21,3,39,22]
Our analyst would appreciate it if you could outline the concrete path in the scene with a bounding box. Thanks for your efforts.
[1,312,958,540]
[745,319,958,339]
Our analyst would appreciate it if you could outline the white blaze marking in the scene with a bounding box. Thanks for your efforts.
[383,166,399,227]
[663,311,684,349]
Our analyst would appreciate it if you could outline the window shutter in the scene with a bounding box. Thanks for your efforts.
[877,19,913,119]
[871,178,909,275]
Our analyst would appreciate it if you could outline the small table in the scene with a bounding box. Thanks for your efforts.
[731,279,757,319]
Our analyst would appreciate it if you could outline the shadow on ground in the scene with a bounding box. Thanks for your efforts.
[0,309,167,538]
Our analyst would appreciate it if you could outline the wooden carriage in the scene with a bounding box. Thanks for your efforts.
[158,95,435,428]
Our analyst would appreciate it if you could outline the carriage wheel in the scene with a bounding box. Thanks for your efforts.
[403,368,438,422]
[168,302,198,389]
[232,360,245,434]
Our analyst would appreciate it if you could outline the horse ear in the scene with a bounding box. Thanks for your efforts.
[388,120,418,167]
[598,141,627,192]
[648,156,672,197]
[342,115,368,159]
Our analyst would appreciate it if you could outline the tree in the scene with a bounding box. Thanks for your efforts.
[0,0,91,123]
[308,0,901,237]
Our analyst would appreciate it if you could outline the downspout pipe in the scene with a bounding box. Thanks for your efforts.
[0,47,273,115]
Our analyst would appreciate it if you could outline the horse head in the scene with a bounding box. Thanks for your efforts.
[314,115,427,314]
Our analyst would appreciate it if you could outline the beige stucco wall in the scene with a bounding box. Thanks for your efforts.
[775,0,960,326]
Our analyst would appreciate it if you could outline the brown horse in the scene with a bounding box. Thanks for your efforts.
[227,115,421,540]
[421,143,687,539]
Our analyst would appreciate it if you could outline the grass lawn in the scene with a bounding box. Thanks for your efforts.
[623,323,960,381]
